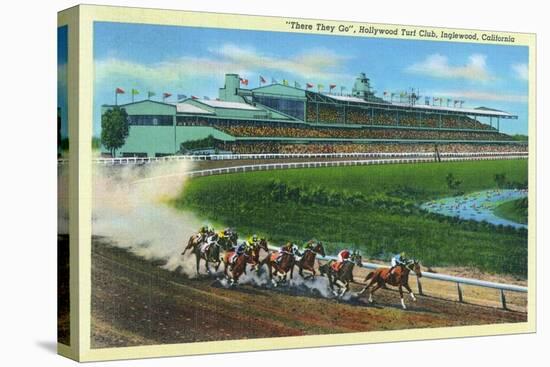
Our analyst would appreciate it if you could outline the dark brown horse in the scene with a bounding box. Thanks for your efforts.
[319,252,363,298]
[222,248,250,286]
[185,239,221,277]
[245,238,269,272]
[295,241,325,278]
[261,243,296,287]
[358,259,422,309]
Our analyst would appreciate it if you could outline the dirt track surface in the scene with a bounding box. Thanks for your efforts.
[91,238,527,349]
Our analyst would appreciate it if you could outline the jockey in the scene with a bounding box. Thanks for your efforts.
[338,249,351,263]
[202,232,219,253]
[246,234,259,251]
[389,252,408,277]
[332,248,351,272]
[230,241,246,265]
[275,242,295,264]
[197,225,209,241]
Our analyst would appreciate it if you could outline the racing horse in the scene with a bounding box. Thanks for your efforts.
[245,238,269,272]
[261,243,297,287]
[358,259,422,309]
[295,241,326,278]
[187,238,222,277]
[319,251,363,298]
[222,246,250,286]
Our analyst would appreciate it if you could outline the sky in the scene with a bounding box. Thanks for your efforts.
[93,22,529,136]
[58,25,68,139]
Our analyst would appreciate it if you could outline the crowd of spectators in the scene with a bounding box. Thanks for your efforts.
[213,123,513,141]
[305,103,497,130]
[216,141,527,155]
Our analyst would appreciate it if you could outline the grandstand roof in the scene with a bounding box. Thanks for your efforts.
[194,98,260,110]
[389,102,516,118]
[175,103,214,114]
[322,93,516,119]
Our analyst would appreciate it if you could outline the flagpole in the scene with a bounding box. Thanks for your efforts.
[115,90,117,106]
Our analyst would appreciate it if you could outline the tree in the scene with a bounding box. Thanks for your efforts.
[445,173,462,190]
[101,107,130,157]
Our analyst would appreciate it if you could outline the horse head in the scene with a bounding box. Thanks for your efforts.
[258,238,269,252]
[413,260,422,278]
[351,251,363,267]
[314,242,326,257]
[405,259,422,277]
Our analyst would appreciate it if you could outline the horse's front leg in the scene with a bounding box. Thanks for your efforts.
[403,283,416,301]
[399,285,406,309]
[195,252,200,277]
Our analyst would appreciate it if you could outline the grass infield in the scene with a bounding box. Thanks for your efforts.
[172,159,528,277]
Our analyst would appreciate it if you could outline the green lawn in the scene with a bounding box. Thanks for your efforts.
[172,160,528,277]
[494,198,528,225]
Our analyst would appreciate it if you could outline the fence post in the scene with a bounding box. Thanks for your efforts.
[416,276,423,295]
[500,289,507,310]
[457,282,464,303]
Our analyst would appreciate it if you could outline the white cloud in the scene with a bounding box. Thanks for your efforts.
[94,43,352,94]
[511,63,528,81]
[429,89,527,104]
[406,53,494,82]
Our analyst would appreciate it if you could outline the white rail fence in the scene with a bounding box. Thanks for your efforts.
[57,151,528,166]
[303,251,526,310]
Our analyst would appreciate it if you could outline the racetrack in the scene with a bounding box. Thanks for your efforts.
[91,238,527,349]
[90,155,529,349]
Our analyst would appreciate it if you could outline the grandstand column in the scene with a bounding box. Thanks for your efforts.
[316,102,319,123]
[343,104,347,124]
[439,114,442,128]
[396,110,400,126]
[497,117,500,131]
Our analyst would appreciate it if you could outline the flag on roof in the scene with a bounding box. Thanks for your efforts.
[306,82,314,89]
[317,84,324,91]
[383,91,388,96]
[282,79,289,86]
[329,84,337,90]
[131,88,139,95]
[259,75,266,84]
[191,95,199,100]
[163,92,172,98]
[239,77,249,86]
[148,91,156,99]
[115,87,125,94]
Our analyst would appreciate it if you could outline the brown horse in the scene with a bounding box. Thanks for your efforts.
[295,241,326,278]
[222,248,249,286]
[319,252,363,298]
[261,243,296,287]
[245,238,269,272]
[358,259,422,309]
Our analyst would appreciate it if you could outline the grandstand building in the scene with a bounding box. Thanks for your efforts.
[101,73,524,157]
